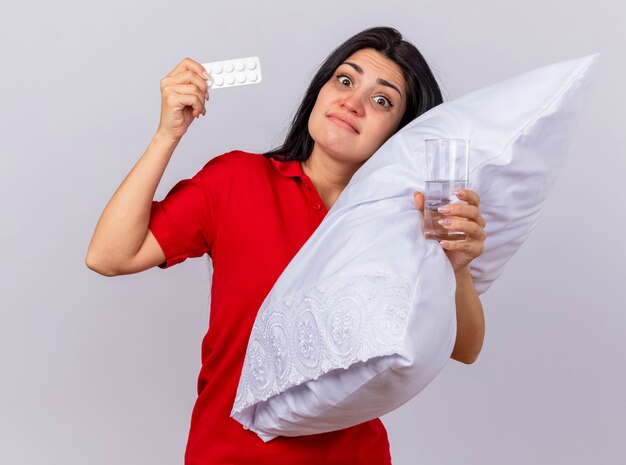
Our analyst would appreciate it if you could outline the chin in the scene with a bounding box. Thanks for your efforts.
[322,145,372,167]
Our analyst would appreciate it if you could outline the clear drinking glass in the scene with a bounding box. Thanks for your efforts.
[423,139,470,241]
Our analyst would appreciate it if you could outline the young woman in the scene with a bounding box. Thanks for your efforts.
[86,26,486,465]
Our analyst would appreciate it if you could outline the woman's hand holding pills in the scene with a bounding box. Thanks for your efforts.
[156,57,210,142]
[413,189,487,273]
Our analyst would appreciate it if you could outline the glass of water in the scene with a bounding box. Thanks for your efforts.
[423,139,470,241]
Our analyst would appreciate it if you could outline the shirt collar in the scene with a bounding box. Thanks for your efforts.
[269,156,305,179]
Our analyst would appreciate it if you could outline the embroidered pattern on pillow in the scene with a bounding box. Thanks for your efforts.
[233,272,413,412]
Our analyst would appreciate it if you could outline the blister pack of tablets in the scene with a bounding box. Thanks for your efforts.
[201,56,262,89]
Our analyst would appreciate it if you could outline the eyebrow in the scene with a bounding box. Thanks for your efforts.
[342,61,403,99]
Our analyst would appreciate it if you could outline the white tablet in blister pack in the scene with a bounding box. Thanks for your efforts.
[202,56,262,89]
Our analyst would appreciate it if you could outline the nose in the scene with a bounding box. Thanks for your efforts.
[340,90,365,115]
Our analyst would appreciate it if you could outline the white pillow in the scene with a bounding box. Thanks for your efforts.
[231,54,598,441]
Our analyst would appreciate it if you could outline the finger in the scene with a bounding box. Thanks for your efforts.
[168,89,206,116]
[477,213,486,229]
[413,191,424,212]
[436,203,480,222]
[166,85,205,112]
[166,57,210,82]
[162,71,209,98]
[437,218,486,241]
[168,84,207,108]
[455,189,480,207]
[440,238,485,257]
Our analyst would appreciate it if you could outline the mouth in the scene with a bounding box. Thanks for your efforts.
[327,114,359,134]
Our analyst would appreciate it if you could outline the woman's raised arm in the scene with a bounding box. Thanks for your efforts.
[85,58,210,276]
[413,188,487,363]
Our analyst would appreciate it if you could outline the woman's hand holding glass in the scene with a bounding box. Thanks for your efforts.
[156,57,211,143]
[414,189,487,272]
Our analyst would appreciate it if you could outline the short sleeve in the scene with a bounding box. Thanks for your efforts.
[149,153,232,269]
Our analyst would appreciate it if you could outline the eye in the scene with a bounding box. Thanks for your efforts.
[373,96,393,108]
[335,73,353,87]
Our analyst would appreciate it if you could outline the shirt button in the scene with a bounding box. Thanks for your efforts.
[313,203,322,210]
[304,183,311,189]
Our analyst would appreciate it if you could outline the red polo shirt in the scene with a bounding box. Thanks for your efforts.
[148,150,392,465]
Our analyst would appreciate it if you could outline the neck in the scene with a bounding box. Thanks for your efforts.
[300,146,362,210]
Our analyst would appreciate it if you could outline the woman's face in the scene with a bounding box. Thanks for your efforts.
[308,48,408,166]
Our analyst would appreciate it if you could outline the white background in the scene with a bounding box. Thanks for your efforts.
[1,0,624,464]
